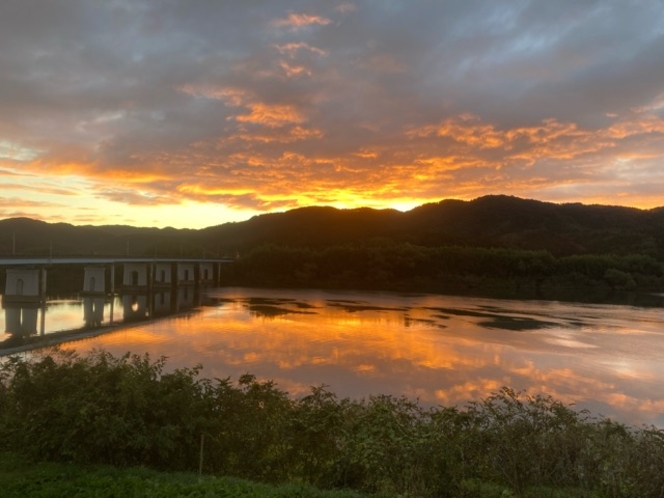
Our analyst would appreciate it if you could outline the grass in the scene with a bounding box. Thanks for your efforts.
[0,452,604,498]
[0,452,375,498]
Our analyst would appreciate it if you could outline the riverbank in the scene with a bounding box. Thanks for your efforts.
[1,350,663,498]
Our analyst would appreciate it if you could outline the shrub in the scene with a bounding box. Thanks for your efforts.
[2,351,664,497]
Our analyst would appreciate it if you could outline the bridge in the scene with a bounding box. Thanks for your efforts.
[0,257,234,340]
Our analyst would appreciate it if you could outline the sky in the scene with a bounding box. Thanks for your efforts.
[1,0,664,229]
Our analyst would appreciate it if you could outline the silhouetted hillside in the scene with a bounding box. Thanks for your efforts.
[2,196,664,259]
[399,196,663,256]
[0,218,198,257]
[199,206,404,249]
[201,196,664,258]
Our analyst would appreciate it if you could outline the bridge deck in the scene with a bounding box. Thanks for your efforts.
[0,257,234,266]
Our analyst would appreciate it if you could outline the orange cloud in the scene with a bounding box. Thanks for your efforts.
[408,111,664,171]
[178,85,248,106]
[10,88,664,226]
[271,12,331,29]
[0,196,64,209]
[606,114,664,139]
[1,182,78,197]
[220,125,324,144]
[273,42,328,58]
[354,149,379,159]
[234,102,306,127]
[279,60,312,78]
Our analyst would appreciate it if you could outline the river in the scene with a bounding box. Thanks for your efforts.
[3,286,664,428]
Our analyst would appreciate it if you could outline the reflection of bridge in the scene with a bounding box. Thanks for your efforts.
[1,258,233,339]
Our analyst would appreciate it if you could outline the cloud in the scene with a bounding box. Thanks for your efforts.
[234,102,307,127]
[1,0,664,227]
[336,2,357,15]
[272,42,328,58]
[271,12,331,30]
[0,196,64,209]
[95,188,180,207]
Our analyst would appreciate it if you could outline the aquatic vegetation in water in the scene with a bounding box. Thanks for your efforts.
[328,302,406,313]
[247,304,317,318]
[478,316,558,331]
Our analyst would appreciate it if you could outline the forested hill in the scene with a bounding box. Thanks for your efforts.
[199,196,664,257]
[2,195,664,259]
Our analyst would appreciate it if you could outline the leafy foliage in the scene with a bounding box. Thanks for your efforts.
[223,242,664,296]
[1,351,664,497]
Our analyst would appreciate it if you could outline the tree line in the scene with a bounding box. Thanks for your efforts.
[222,242,664,296]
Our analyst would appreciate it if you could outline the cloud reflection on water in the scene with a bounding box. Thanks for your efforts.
[64,288,664,427]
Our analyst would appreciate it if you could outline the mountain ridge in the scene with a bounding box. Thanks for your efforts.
[1,195,663,259]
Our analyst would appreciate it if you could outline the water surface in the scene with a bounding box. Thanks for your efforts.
[8,287,664,427]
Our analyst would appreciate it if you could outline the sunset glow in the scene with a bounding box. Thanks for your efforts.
[61,289,664,427]
[2,1,664,227]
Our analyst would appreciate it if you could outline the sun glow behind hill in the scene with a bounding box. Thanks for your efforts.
[2,2,664,227]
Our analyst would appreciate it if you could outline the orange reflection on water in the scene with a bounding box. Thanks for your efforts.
[64,288,664,427]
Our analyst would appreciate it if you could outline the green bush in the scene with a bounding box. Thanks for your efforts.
[2,351,664,497]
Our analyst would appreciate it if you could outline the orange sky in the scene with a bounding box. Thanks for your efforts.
[1,1,664,228]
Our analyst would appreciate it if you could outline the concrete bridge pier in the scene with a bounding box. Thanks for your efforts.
[109,264,115,324]
[3,268,45,303]
[82,266,106,328]
[122,263,150,291]
[152,263,173,289]
[122,294,149,322]
[121,263,151,322]
[175,284,197,311]
[199,262,215,285]
[177,263,196,286]
[83,296,105,328]
[2,267,46,336]
[83,266,106,295]
[175,263,199,311]
[4,306,39,336]
[151,290,174,317]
